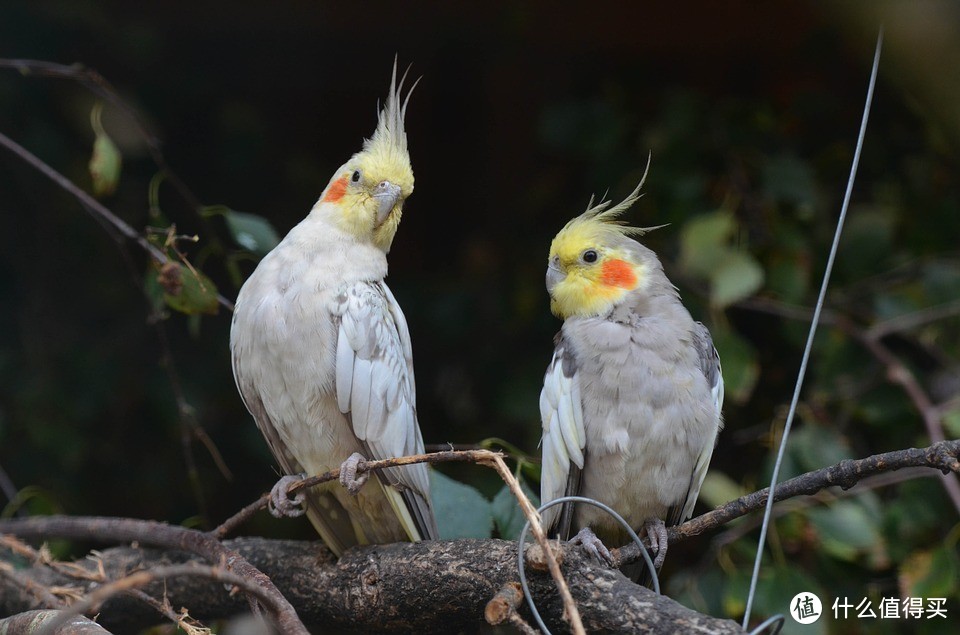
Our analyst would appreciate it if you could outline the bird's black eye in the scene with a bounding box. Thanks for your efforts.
[351,170,361,183]
[582,249,599,264]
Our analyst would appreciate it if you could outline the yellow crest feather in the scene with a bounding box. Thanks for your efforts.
[550,154,664,260]
[362,59,418,176]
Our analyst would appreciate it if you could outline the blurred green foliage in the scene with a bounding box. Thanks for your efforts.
[1,2,959,633]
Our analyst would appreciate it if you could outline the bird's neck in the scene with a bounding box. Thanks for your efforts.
[277,211,389,281]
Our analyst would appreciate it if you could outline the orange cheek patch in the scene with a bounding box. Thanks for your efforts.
[600,259,638,289]
[322,176,348,203]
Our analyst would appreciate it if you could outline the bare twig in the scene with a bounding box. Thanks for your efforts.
[0,559,65,610]
[480,452,584,635]
[0,58,203,213]
[712,467,936,548]
[214,448,586,635]
[848,326,960,515]
[0,129,235,311]
[615,439,960,564]
[0,517,307,635]
[735,295,960,515]
[115,589,200,633]
[867,298,960,338]
[1,59,237,519]
[214,449,506,537]
[0,130,164,260]
[0,536,104,586]
[485,581,523,625]
[0,461,20,515]
[486,582,538,634]
[35,563,272,635]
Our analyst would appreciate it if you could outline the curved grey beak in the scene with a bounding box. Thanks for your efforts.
[373,181,402,226]
[546,257,565,293]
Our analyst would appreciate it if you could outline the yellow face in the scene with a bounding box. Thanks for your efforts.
[320,150,414,251]
[547,223,645,319]
[317,63,416,252]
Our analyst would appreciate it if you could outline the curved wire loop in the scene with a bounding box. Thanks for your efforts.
[516,495,660,634]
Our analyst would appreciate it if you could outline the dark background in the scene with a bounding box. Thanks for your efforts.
[1,2,959,632]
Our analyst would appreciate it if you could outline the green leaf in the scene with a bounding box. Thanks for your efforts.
[753,566,827,635]
[943,408,960,438]
[223,209,280,257]
[697,471,743,509]
[89,130,122,197]
[679,210,735,278]
[787,425,854,474]
[766,256,809,304]
[710,325,759,404]
[2,485,64,519]
[900,546,960,598]
[491,477,540,540]
[669,568,726,618]
[807,500,883,561]
[710,251,765,308]
[148,262,220,316]
[430,470,494,539]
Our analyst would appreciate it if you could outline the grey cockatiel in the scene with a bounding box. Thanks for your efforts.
[230,64,437,556]
[539,173,723,578]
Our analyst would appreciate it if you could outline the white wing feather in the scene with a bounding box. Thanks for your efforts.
[333,281,437,540]
[539,341,585,530]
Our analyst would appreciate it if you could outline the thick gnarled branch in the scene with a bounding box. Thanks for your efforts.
[0,537,744,635]
[2,442,956,633]
[0,517,308,635]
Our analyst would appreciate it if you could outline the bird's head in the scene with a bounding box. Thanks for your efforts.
[315,62,416,252]
[546,164,664,319]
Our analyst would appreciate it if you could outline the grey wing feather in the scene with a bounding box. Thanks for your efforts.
[555,461,582,540]
[335,281,438,540]
[539,334,586,536]
[666,321,724,527]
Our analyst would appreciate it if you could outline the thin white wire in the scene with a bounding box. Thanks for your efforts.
[741,27,884,629]
[517,496,660,635]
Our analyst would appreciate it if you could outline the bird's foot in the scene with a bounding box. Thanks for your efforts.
[570,526,614,566]
[643,517,669,569]
[268,473,307,518]
[338,452,370,496]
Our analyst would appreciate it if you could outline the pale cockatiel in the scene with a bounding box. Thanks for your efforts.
[539,170,723,576]
[230,64,437,556]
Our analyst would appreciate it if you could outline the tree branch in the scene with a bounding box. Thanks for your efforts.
[735,295,960,515]
[0,59,204,213]
[615,439,960,565]
[2,443,956,632]
[0,610,113,635]
[215,448,511,537]
[34,563,279,635]
[0,538,745,634]
[0,129,235,311]
[849,327,960,514]
[0,517,308,635]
